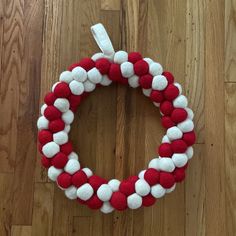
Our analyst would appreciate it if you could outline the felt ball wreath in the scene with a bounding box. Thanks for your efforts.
[37,24,195,213]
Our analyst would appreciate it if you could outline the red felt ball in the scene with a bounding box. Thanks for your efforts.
[88,175,107,191]
[159,172,175,188]
[72,170,88,188]
[171,108,188,123]
[95,58,111,74]
[134,60,149,76]
[87,194,103,209]
[150,90,164,103]
[139,74,153,89]
[69,94,82,109]
[182,131,196,146]
[161,116,175,129]
[60,142,73,155]
[54,82,71,98]
[110,192,127,211]
[44,106,62,121]
[171,139,188,153]
[108,64,127,84]
[160,101,174,116]
[77,198,87,205]
[158,143,173,157]
[128,52,142,64]
[49,119,65,133]
[142,194,156,207]
[164,84,179,101]
[38,130,53,145]
[68,62,80,71]
[127,175,139,183]
[119,180,135,196]
[57,172,72,188]
[51,152,68,168]
[173,168,185,182]
[78,58,95,71]
[44,92,56,105]
[144,168,160,186]
[162,71,174,84]
[41,156,51,168]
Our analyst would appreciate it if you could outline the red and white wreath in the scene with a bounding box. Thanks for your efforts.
[37,24,196,213]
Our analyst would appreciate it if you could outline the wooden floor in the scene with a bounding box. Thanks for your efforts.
[0,0,235,235]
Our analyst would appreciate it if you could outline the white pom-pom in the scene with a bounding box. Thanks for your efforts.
[64,125,71,133]
[166,183,176,193]
[62,110,74,125]
[166,126,183,140]
[172,153,188,167]
[72,66,87,82]
[68,152,78,160]
[142,88,152,97]
[120,62,134,78]
[91,52,104,61]
[100,75,112,86]
[138,170,146,179]
[97,184,113,201]
[87,68,102,84]
[143,57,153,65]
[40,104,47,115]
[64,159,80,174]
[128,75,139,88]
[65,186,78,200]
[177,119,194,132]
[153,102,160,107]
[54,98,70,112]
[83,80,96,92]
[173,95,188,108]
[77,183,94,201]
[69,80,84,95]
[152,75,168,91]
[158,158,175,172]
[148,158,160,170]
[37,116,49,130]
[82,168,93,178]
[42,141,59,158]
[114,51,128,64]
[135,179,150,196]
[53,131,68,145]
[108,179,120,192]
[52,82,60,92]
[100,202,114,214]
[127,193,142,209]
[48,166,63,181]
[186,146,194,159]
[59,71,74,83]
[151,184,166,198]
[185,107,194,120]
[149,62,163,76]
[174,82,182,94]
[162,135,170,143]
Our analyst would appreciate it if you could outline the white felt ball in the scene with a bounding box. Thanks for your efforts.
[173,95,188,108]
[174,82,182,94]
[77,183,94,201]
[166,126,183,140]
[40,104,47,115]
[108,179,120,192]
[135,179,150,196]
[37,116,49,130]
[185,107,194,120]
[186,146,194,159]
[59,71,74,83]
[54,98,70,112]
[83,79,96,92]
[152,75,168,91]
[62,110,74,125]
[68,152,78,160]
[100,75,112,86]
[114,51,128,64]
[91,52,104,61]
[52,82,60,92]
[153,102,160,107]
[82,168,93,178]
[48,166,63,181]
[158,157,175,172]
[69,80,84,95]
[162,135,170,143]
[151,184,166,198]
[64,125,71,133]
[149,62,163,76]
[177,119,194,132]
[120,62,134,78]
[97,184,113,201]
[128,75,140,88]
[166,183,176,193]
[87,68,102,84]
[148,158,160,170]
[42,141,59,158]
[100,202,114,214]
[72,66,87,82]
[138,170,146,179]
[142,88,152,97]
[127,193,142,209]
[172,153,188,167]
[53,131,68,145]
[65,186,78,200]
[64,159,80,174]
[143,57,153,65]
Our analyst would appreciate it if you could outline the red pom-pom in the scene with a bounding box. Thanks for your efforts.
[144,168,160,186]
[128,52,142,64]
[57,172,72,188]
[49,119,65,133]
[54,82,71,98]
[159,172,175,188]
[164,84,179,101]
[108,64,125,83]
[127,175,139,183]
[60,142,73,155]
[171,140,187,153]
[41,156,51,168]
[95,58,111,74]
[142,194,156,207]
[68,62,80,71]
[173,168,185,182]
[38,130,53,145]
[87,194,103,209]
[88,175,107,191]
[51,152,68,168]
[171,108,188,123]
[77,198,87,205]
[110,192,127,211]
[182,131,196,146]
[72,170,88,188]
[134,60,149,76]
[69,94,82,110]
[161,116,175,129]
[139,74,153,89]
[44,92,56,105]
[78,58,95,71]
[162,71,174,84]
[150,90,164,103]
[119,180,135,196]
[160,101,174,116]
[44,106,62,121]
[158,143,173,157]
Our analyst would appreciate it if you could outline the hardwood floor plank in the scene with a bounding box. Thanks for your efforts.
[101,0,120,11]
[11,226,31,236]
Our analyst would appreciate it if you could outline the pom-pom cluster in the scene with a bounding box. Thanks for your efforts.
[37,51,195,213]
